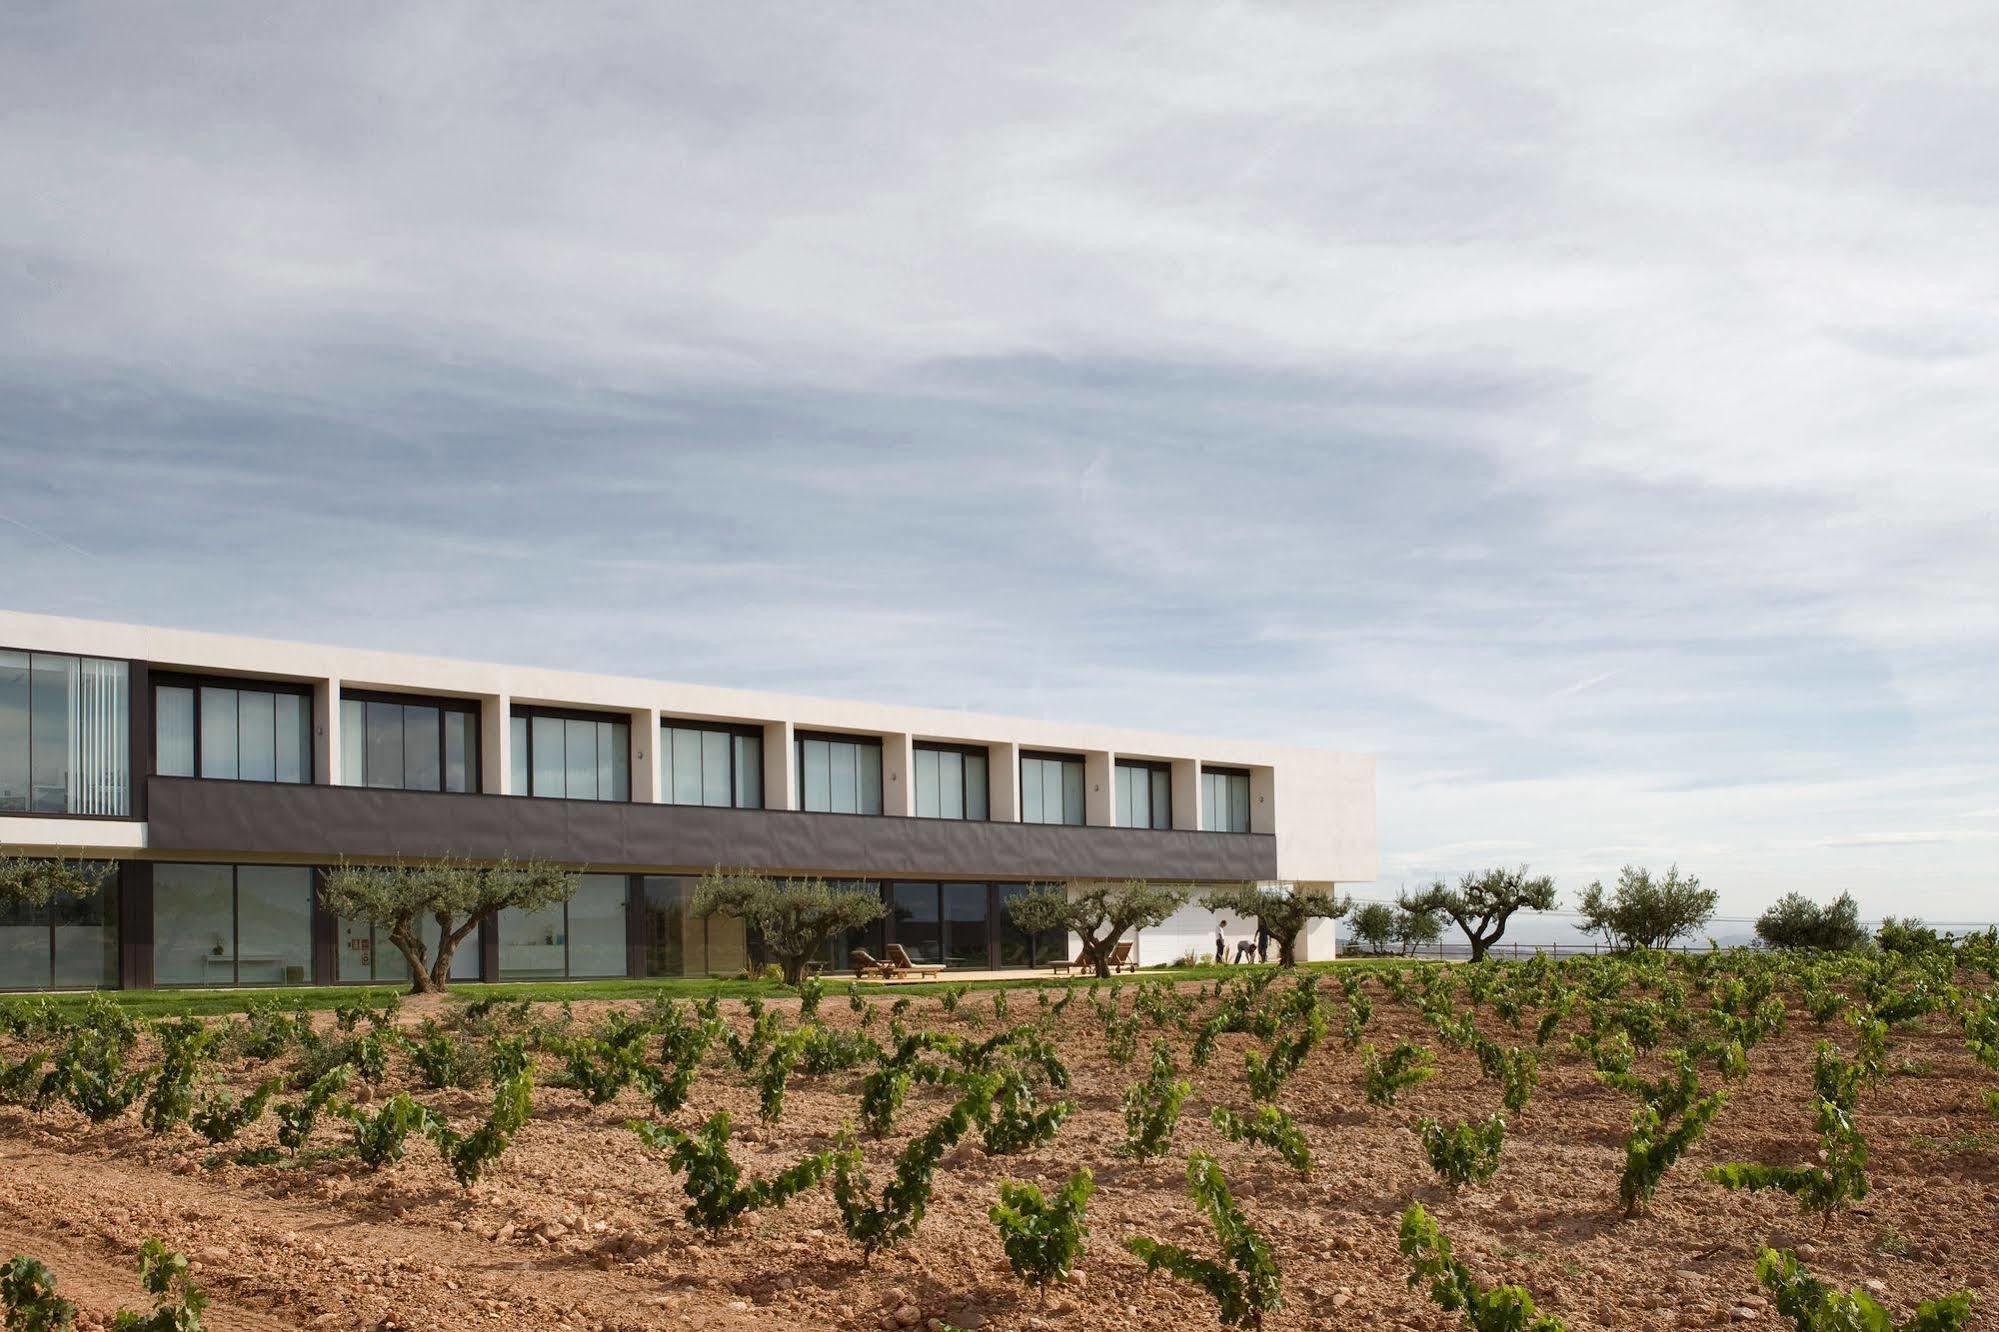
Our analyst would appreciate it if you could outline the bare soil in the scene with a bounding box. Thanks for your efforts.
[3,983,1997,1331]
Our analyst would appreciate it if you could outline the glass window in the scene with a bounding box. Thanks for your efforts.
[997,881,1070,968]
[445,710,473,792]
[914,744,988,821]
[157,686,196,779]
[733,734,762,808]
[275,693,307,784]
[28,654,67,812]
[153,864,238,987]
[0,862,118,991]
[892,882,941,965]
[567,875,627,978]
[1116,761,1171,830]
[197,687,238,780]
[237,689,276,782]
[514,709,627,800]
[1020,754,1085,826]
[235,866,312,986]
[403,705,442,791]
[943,881,989,968]
[564,718,599,801]
[965,753,988,821]
[796,735,883,814]
[510,715,528,794]
[0,650,26,813]
[497,874,628,980]
[1202,768,1252,833]
[336,913,384,983]
[700,729,729,806]
[365,700,404,789]
[914,748,939,817]
[497,900,567,980]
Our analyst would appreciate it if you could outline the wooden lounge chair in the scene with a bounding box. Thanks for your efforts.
[1050,946,1097,977]
[885,943,944,978]
[1107,940,1139,974]
[850,948,896,979]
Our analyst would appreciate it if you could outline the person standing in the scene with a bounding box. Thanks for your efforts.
[1215,919,1228,964]
[1256,922,1270,964]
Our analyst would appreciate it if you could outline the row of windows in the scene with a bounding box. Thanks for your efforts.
[0,865,1070,989]
[1,656,1263,828]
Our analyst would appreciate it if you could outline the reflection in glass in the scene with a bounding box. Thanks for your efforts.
[235,866,312,985]
[154,864,236,987]
[892,882,941,965]
[157,686,196,778]
[238,689,276,782]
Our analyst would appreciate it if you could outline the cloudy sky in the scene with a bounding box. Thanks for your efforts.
[2,3,1994,935]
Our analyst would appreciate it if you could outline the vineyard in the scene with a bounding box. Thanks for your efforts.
[3,941,1998,1331]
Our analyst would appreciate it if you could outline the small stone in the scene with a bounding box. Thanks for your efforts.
[894,1305,921,1327]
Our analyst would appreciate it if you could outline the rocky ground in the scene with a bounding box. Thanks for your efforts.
[2,980,1996,1331]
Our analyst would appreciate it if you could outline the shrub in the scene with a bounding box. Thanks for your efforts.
[796,974,825,1021]
[989,1168,1094,1300]
[1757,893,1870,952]
[111,1239,208,1332]
[832,1077,998,1263]
[633,1110,843,1235]
[558,1015,653,1105]
[1361,1042,1436,1107]
[427,1039,533,1187]
[1125,1152,1282,1329]
[1120,1039,1192,1159]
[1244,990,1324,1101]
[1399,1203,1564,1331]
[48,1031,149,1124]
[274,1064,352,1156]
[982,1068,1072,1156]
[1416,1114,1507,1191]
[1708,1043,1868,1221]
[190,1078,279,1145]
[1756,1247,1972,1331]
[141,1020,219,1135]
[346,1093,444,1169]
[1,1254,76,1331]
[638,1012,721,1117]
[402,1020,482,1090]
[1619,1088,1727,1216]
[1210,1104,1311,1172]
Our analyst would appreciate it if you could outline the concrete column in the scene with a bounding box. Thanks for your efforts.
[1084,750,1115,826]
[1298,884,1342,961]
[483,693,512,794]
[989,741,1020,821]
[1170,758,1201,831]
[763,721,794,810]
[882,731,914,816]
[630,707,660,802]
[1250,765,1277,834]
[315,676,340,785]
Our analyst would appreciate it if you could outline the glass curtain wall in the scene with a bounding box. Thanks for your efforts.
[508,709,630,801]
[336,914,481,984]
[640,875,751,977]
[495,874,628,979]
[997,882,1070,968]
[1115,760,1172,830]
[1201,767,1253,833]
[913,743,988,820]
[339,693,480,792]
[153,864,312,987]
[1019,753,1085,826]
[661,722,763,808]
[0,650,129,815]
[794,733,882,815]
[154,678,311,786]
[0,861,119,991]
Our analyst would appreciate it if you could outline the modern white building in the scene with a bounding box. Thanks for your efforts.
[0,610,1377,989]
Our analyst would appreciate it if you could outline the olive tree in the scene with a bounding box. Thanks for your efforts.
[1755,892,1869,952]
[1575,864,1717,952]
[320,856,581,993]
[1199,883,1350,966]
[1348,902,1398,955]
[0,854,104,911]
[1400,866,1558,963]
[1003,880,1189,978]
[690,868,888,985]
[1392,902,1443,956]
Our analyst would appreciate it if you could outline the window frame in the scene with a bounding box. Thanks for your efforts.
[1114,757,1173,831]
[339,688,482,794]
[150,671,315,788]
[912,740,990,822]
[151,861,315,989]
[1018,749,1086,826]
[792,729,885,816]
[508,703,632,802]
[659,718,765,810]
[0,645,134,820]
[1200,764,1254,833]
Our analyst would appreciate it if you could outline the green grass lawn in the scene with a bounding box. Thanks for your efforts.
[5,959,1366,1018]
